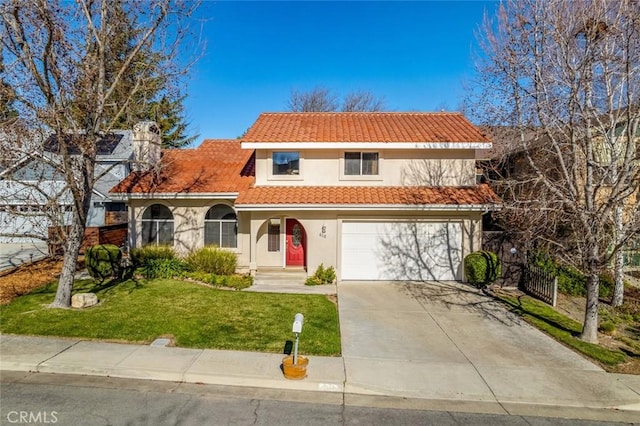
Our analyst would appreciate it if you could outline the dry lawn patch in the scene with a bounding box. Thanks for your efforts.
[0,258,83,305]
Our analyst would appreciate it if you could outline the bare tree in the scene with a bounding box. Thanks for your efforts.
[469,0,640,342]
[288,86,386,112]
[0,0,198,308]
[287,87,338,112]
[342,90,385,112]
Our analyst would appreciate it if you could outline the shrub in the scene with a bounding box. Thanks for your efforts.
[598,321,616,334]
[305,276,324,286]
[598,272,614,299]
[529,250,614,298]
[185,246,237,276]
[305,263,336,286]
[130,245,175,268]
[86,244,122,282]
[141,258,189,279]
[556,266,587,296]
[464,251,501,288]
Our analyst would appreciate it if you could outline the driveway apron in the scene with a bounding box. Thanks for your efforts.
[337,281,640,409]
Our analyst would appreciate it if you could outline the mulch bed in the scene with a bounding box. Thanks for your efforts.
[0,257,85,305]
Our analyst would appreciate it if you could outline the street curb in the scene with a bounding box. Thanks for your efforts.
[2,369,639,423]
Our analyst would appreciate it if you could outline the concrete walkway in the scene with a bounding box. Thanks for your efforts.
[246,269,336,295]
[1,281,640,422]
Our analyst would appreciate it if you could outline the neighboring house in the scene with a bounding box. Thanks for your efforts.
[0,121,160,244]
[479,115,640,266]
[111,112,500,281]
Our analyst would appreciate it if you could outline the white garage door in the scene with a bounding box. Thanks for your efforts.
[341,221,462,281]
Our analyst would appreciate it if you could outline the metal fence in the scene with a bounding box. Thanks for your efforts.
[523,265,558,306]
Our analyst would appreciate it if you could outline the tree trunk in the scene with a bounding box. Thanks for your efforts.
[580,272,600,343]
[50,222,83,308]
[612,205,624,307]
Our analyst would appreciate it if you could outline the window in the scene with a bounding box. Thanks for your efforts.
[205,205,237,248]
[142,204,174,246]
[345,152,379,175]
[272,152,300,175]
[268,221,280,252]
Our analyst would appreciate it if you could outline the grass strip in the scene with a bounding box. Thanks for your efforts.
[0,278,341,356]
[495,293,627,366]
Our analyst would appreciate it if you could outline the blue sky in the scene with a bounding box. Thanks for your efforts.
[184,1,498,142]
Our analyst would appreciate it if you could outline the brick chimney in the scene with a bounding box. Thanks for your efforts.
[132,121,161,172]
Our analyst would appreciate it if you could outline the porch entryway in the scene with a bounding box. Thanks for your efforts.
[285,219,306,268]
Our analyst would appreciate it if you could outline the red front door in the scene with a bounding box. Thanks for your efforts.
[286,219,305,267]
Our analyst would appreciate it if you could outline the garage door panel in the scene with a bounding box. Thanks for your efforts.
[341,221,462,281]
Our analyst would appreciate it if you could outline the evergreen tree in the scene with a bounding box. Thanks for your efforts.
[79,1,194,148]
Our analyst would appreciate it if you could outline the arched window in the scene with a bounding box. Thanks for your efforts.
[141,204,174,246]
[205,205,237,248]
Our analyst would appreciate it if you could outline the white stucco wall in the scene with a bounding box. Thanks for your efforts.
[127,198,250,271]
[253,148,476,187]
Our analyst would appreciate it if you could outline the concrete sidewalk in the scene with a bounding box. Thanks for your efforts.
[1,334,640,423]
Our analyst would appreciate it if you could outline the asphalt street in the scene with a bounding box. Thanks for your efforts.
[1,372,634,426]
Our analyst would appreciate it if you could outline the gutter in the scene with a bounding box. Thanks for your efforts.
[110,192,239,201]
[241,142,492,150]
[235,203,501,212]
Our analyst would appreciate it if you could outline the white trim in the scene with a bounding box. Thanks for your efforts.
[339,150,383,181]
[111,192,239,200]
[236,203,500,212]
[242,142,492,150]
[268,150,304,181]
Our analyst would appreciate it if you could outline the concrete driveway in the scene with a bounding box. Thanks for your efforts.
[0,242,49,272]
[338,281,640,410]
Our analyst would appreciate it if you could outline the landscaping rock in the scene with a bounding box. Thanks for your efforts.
[71,293,98,308]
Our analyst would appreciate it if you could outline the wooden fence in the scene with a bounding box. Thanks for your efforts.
[523,265,557,306]
[48,223,127,256]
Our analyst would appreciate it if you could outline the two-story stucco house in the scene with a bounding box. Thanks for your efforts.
[111,112,500,281]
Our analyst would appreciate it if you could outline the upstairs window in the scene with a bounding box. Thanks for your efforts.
[272,152,300,175]
[345,152,379,175]
[205,204,237,248]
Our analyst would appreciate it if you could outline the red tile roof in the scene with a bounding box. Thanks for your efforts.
[242,112,491,143]
[235,185,500,206]
[109,140,255,194]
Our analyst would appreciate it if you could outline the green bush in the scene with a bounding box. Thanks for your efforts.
[529,250,615,298]
[556,266,587,296]
[305,263,336,286]
[464,251,501,288]
[304,276,324,286]
[130,245,175,268]
[185,246,237,275]
[598,321,616,334]
[598,272,614,299]
[141,258,189,279]
[86,244,122,281]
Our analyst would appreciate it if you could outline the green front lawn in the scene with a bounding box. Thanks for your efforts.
[495,292,627,366]
[0,279,341,356]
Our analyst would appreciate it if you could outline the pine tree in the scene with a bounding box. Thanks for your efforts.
[79,1,194,148]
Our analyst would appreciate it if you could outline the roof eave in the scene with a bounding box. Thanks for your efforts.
[241,142,492,150]
[235,203,501,212]
[110,192,240,200]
